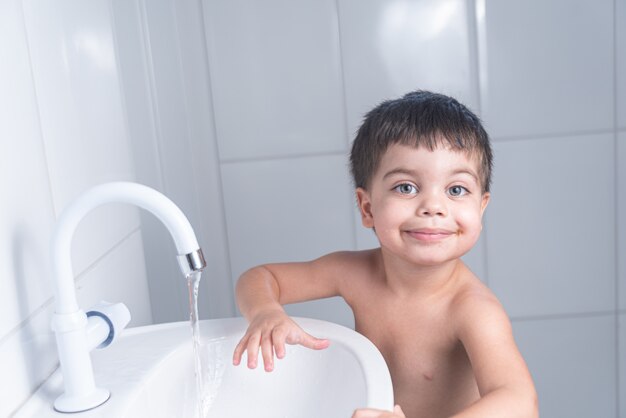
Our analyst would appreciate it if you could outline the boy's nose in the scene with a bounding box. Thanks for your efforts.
[417,193,447,217]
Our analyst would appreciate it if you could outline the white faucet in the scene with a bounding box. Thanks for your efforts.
[50,182,206,413]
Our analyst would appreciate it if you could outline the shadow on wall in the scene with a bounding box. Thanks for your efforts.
[11,225,58,401]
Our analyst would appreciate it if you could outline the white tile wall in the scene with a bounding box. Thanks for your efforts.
[487,134,615,318]
[339,0,478,137]
[221,154,355,278]
[22,0,141,277]
[110,0,188,324]
[110,0,161,187]
[461,233,487,284]
[354,208,379,251]
[221,154,355,324]
[0,0,56,339]
[141,0,197,204]
[618,0,626,130]
[202,0,347,160]
[111,0,236,322]
[145,0,237,320]
[617,314,626,418]
[0,301,57,418]
[1,2,156,414]
[481,0,614,139]
[172,0,236,319]
[513,315,616,418]
[110,0,182,324]
[142,0,209,320]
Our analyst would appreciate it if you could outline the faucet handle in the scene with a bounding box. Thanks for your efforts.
[86,301,131,349]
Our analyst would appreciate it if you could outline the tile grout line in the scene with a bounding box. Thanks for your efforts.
[613,1,620,416]
[220,149,347,165]
[510,310,617,323]
[468,0,490,287]
[332,0,358,252]
[492,127,616,143]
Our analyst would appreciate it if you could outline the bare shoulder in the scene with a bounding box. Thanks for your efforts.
[449,269,511,339]
[449,266,537,408]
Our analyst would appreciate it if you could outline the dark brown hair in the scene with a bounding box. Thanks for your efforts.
[350,90,493,193]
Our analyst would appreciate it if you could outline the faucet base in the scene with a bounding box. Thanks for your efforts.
[53,388,110,413]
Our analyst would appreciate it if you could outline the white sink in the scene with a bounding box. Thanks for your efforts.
[16,317,394,417]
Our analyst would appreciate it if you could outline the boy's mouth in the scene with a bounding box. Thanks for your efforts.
[405,228,455,242]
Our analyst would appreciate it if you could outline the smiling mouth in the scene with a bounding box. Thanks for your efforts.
[405,229,455,242]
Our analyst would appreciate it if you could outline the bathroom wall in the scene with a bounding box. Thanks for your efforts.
[2,0,625,417]
[110,0,234,323]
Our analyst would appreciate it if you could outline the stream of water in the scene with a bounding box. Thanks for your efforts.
[187,272,226,418]
[187,272,205,418]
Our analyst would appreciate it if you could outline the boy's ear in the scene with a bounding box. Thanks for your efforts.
[480,192,490,216]
[356,187,375,228]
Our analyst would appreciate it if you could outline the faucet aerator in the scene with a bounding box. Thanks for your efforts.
[177,248,207,277]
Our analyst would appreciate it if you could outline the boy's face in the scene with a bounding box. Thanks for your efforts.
[356,143,490,267]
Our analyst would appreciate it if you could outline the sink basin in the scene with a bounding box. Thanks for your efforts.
[16,317,394,417]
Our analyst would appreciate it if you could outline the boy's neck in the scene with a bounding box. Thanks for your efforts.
[377,248,465,299]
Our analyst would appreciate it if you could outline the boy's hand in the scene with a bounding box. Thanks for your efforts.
[352,405,405,418]
[232,309,330,371]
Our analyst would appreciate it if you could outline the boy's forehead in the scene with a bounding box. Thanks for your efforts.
[378,143,481,172]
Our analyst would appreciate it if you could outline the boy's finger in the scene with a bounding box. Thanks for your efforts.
[232,335,248,365]
[297,332,330,350]
[271,328,287,359]
[245,333,261,369]
[261,334,274,372]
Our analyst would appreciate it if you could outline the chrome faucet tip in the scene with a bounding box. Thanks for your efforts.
[177,248,206,276]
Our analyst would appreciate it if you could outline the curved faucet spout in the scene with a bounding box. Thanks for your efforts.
[52,182,204,314]
[50,182,206,412]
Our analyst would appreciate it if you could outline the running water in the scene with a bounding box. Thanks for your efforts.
[187,272,225,418]
[187,272,207,418]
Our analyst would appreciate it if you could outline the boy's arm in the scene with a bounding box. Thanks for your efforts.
[452,293,538,418]
[233,252,355,371]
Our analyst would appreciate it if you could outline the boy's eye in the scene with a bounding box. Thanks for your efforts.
[448,185,468,197]
[394,183,418,195]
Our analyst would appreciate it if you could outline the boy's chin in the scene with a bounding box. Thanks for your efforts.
[414,258,457,267]
[408,250,469,267]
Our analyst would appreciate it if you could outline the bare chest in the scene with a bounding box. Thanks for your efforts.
[354,304,479,417]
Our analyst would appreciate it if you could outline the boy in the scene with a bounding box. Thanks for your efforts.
[232,91,538,418]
